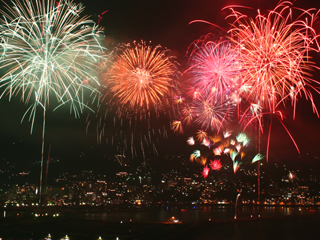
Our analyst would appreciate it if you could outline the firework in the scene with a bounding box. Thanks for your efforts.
[201,138,211,147]
[173,95,185,104]
[186,34,241,101]
[189,152,198,162]
[236,132,250,147]
[235,143,241,153]
[210,159,222,171]
[230,150,239,162]
[226,2,320,115]
[191,90,235,131]
[181,103,194,125]
[187,136,195,145]
[189,129,254,178]
[175,34,240,132]
[252,153,265,164]
[93,102,175,163]
[209,134,222,144]
[288,171,297,182]
[223,129,232,138]
[199,156,207,166]
[223,148,230,154]
[196,130,208,143]
[96,40,180,162]
[0,0,104,123]
[202,165,210,178]
[233,161,241,173]
[104,40,179,109]
[225,2,320,183]
[192,150,201,158]
[0,0,105,203]
[189,154,196,162]
[239,103,263,132]
[97,10,108,25]
[171,120,183,134]
[213,147,223,156]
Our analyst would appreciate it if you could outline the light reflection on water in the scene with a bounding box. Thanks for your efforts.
[2,205,319,222]
[82,205,320,222]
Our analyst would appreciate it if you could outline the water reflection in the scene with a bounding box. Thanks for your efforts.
[83,206,320,222]
[2,205,319,223]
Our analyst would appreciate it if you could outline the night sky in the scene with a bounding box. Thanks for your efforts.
[1,0,320,174]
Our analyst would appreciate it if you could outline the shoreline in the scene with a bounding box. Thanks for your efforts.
[2,202,319,211]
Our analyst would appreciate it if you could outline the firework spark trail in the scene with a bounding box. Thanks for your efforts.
[0,0,105,123]
[187,136,195,145]
[105,40,179,109]
[233,161,241,173]
[226,1,320,116]
[202,165,210,178]
[176,35,241,132]
[221,1,320,163]
[171,120,183,134]
[223,129,232,138]
[252,153,265,163]
[184,5,312,177]
[0,0,106,203]
[196,130,208,143]
[189,130,264,178]
[181,103,194,125]
[210,159,222,170]
[202,138,211,147]
[288,171,298,186]
[239,103,263,132]
[191,90,236,131]
[186,34,242,99]
[95,40,180,162]
[171,34,242,135]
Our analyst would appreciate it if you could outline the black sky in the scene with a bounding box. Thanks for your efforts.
[1,0,320,171]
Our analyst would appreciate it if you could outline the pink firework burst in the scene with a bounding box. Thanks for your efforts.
[186,34,242,100]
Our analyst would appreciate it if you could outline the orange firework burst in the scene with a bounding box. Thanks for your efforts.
[105,40,179,109]
[181,103,194,125]
[196,130,208,142]
[209,134,222,144]
[226,2,320,116]
[171,120,183,134]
